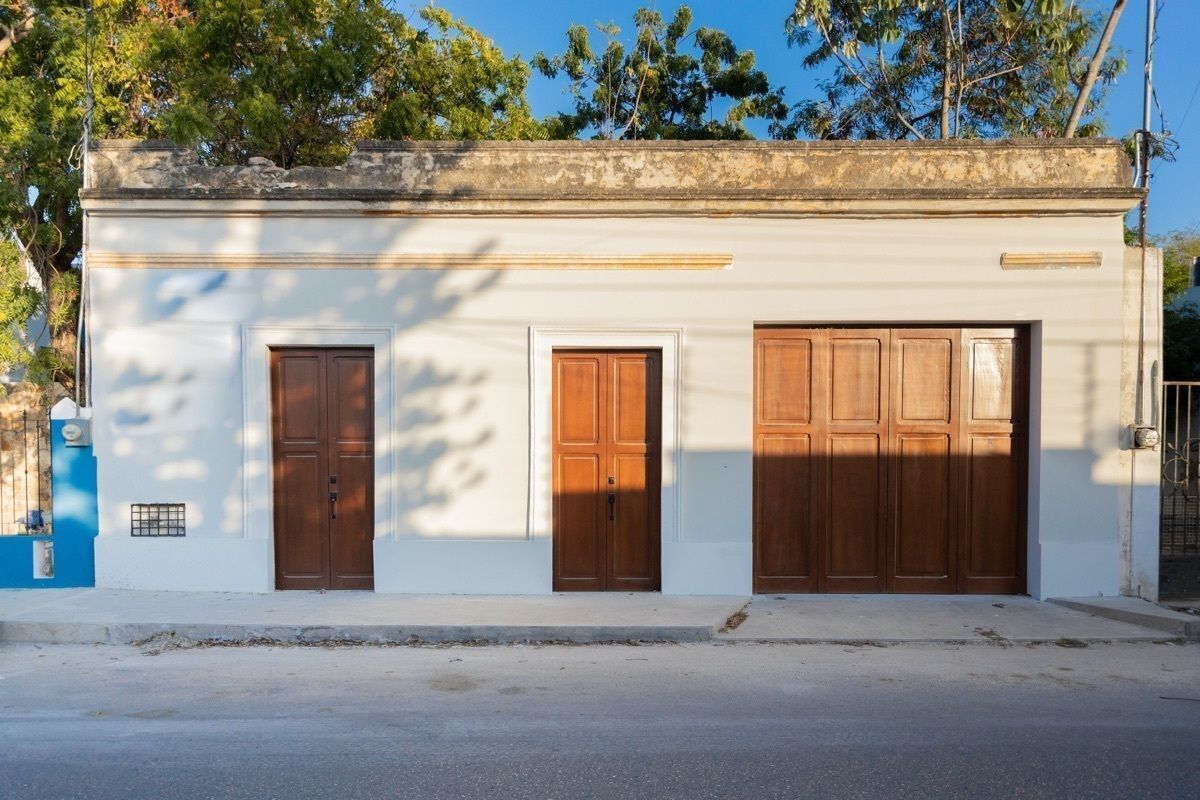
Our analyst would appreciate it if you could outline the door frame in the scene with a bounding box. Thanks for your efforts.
[529,328,682,552]
[243,326,394,590]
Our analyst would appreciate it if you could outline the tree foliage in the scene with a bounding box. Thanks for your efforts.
[0,0,1146,395]
[158,1,544,167]
[534,5,785,140]
[0,0,541,390]
[778,0,1126,139]
[1158,227,1200,305]
[1161,227,1200,382]
[0,0,181,389]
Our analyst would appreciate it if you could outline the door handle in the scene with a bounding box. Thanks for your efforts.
[329,490,338,519]
[607,475,616,521]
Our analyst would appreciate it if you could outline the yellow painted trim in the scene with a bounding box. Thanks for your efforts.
[88,252,734,270]
[1000,251,1103,270]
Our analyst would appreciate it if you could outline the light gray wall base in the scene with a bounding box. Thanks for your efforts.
[96,537,272,593]
[1035,541,1120,600]
[662,542,752,596]
[374,539,553,594]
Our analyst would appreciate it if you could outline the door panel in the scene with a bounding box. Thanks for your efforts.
[754,326,1026,594]
[553,350,661,591]
[555,454,605,587]
[892,434,953,583]
[958,328,1025,593]
[271,347,374,591]
[276,453,328,587]
[897,338,953,423]
[824,433,885,590]
[558,358,603,445]
[754,434,814,590]
[754,330,821,592]
[823,330,888,591]
[611,453,655,588]
[887,329,959,592]
[553,353,608,590]
[830,336,884,423]
[758,338,812,425]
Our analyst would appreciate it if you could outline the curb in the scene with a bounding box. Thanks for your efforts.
[1048,598,1200,641]
[0,621,717,646]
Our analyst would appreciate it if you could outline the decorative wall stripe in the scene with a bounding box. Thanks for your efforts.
[89,252,733,271]
[1000,251,1103,270]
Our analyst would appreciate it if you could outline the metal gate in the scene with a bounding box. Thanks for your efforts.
[0,411,52,536]
[1161,382,1200,597]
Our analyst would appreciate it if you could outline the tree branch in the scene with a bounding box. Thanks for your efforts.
[0,2,38,59]
[1064,0,1126,137]
[814,16,925,139]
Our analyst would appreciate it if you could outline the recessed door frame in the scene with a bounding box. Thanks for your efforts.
[243,325,394,591]
[529,328,682,555]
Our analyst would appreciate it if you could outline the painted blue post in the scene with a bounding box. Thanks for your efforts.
[0,399,97,588]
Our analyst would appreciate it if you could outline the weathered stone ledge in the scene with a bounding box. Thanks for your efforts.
[82,138,1142,217]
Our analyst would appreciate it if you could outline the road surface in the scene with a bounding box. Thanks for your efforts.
[2,640,1198,799]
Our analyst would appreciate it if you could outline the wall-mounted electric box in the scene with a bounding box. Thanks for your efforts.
[60,418,91,447]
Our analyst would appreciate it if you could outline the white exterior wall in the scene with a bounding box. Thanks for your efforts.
[88,213,1152,598]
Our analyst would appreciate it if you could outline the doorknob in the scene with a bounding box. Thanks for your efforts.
[607,475,616,521]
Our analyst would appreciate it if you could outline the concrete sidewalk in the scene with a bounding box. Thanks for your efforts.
[0,589,745,644]
[716,595,1185,644]
[0,589,1189,646]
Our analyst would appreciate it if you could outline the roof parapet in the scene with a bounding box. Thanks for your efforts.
[82,138,1142,217]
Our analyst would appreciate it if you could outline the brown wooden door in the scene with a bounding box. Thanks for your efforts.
[553,350,661,591]
[754,326,1026,594]
[271,347,374,590]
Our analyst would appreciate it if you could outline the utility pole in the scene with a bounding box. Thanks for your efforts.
[1133,0,1156,431]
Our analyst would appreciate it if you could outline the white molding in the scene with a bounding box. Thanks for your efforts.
[241,325,395,589]
[88,252,733,271]
[1001,251,1103,270]
[527,327,684,548]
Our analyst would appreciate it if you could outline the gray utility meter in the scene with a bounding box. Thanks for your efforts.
[60,417,91,447]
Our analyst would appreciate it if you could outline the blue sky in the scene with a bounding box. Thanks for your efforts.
[436,0,1198,236]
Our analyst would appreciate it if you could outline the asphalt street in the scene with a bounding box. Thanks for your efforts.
[1,640,1198,799]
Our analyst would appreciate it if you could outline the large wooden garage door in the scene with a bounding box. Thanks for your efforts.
[753,327,1027,594]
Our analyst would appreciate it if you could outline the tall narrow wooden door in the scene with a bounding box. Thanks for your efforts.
[553,350,661,591]
[753,327,1026,594]
[271,347,375,590]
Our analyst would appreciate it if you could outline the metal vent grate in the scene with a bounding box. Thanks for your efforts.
[131,503,186,537]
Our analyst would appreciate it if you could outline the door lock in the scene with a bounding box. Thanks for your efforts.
[607,476,616,521]
[329,475,338,518]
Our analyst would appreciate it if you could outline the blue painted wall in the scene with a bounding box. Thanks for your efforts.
[0,418,97,588]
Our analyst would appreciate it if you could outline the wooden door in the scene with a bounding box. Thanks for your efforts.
[957,328,1026,594]
[552,350,661,591]
[887,329,960,593]
[754,326,1026,594]
[271,347,374,590]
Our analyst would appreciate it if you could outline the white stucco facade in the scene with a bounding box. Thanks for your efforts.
[81,139,1160,599]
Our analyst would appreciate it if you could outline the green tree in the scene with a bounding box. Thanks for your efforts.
[158,2,543,167]
[0,1,540,393]
[0,0,179,391]
[778,0,1127,139]
[1159,227,1200,381]
[1158,227,1200,305]
[534,5,785,140]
